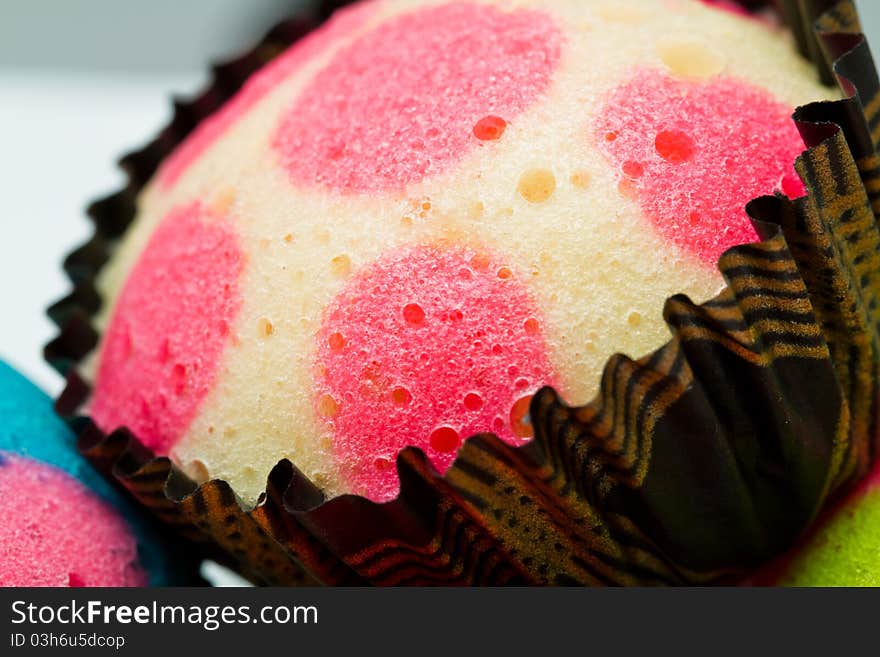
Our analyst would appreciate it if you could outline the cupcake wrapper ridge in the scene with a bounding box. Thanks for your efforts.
[46,0,880,585]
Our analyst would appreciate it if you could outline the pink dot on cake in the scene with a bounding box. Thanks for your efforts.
[314,244,559,501]
[90,202,244,454]
[273,1,563,192]
[0,455,147,587]
[156,0,380,189]
[0,360,184,586]
[596,70,806,265]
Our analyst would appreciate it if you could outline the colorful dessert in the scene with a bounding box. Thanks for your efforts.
[0,360,178,586]
[768,463,880,586]
[84,0,838,504]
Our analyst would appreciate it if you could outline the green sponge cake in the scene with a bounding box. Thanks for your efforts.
[772,466,880,586]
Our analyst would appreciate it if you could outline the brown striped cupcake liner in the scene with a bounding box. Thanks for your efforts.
[45,0,880,585]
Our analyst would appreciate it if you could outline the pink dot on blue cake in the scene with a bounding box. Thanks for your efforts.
[0,359,183,586]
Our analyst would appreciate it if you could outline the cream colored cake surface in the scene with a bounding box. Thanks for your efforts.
[85,0,838,504]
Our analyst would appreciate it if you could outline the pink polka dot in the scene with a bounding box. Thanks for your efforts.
[156,1,379,189]
[274,2,563,193]
[314,244,559,501]
[596,70,805,265]
[0,455,147,586]
[91,203,244,454]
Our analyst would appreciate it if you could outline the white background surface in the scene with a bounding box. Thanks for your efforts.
[1,0,879,395]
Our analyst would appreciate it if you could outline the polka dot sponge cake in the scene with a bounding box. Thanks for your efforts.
[0,361,178,586]
[86,0,837,504]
